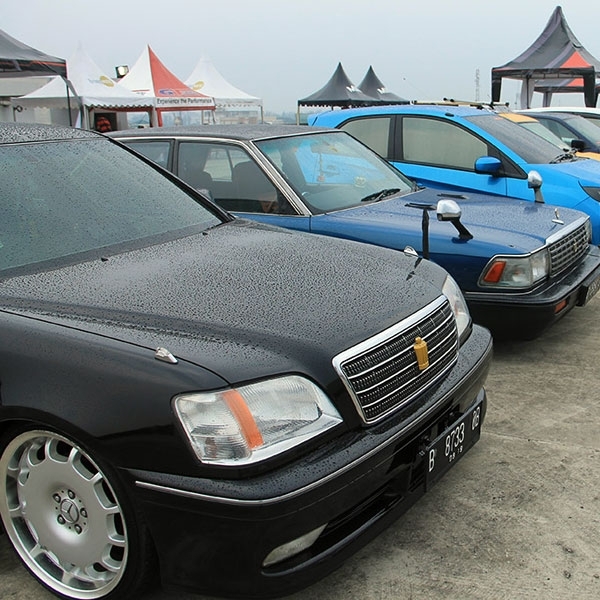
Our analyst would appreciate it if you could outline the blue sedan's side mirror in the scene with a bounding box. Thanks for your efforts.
[436,199,473,240]
[474,156,502,176]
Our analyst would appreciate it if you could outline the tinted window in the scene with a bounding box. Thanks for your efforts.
[402,116,487,170]
[340,117,392,158]
[123,140,171,169]
[558,115,600,143]
[537,118,574,144]
[179,142,286,214]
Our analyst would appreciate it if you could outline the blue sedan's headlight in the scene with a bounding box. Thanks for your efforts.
[174,376,343,466]
[479,249,549,289]
[582,186,600,202]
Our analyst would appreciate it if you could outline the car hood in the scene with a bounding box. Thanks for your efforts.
[0,219,446,386]
[531,156,600,186]
[320,187,584,254]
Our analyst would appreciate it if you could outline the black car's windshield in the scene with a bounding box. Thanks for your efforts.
[255,131,414,214]
[467,114,565,164]
[0,138,222,272]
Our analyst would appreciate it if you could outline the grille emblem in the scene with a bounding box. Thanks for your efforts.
[414,337,429,370]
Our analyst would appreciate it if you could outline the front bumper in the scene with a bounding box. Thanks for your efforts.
[464,245,600,339]
[128,326,492,599]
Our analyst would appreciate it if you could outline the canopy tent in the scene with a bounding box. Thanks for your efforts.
[357,66,408,104]
[533,76,600,106]
[117,46,215,126]
[16,44,154,129]
[0,28,66,77]
[491,6,600,108]
[0,28,68,122]
[185,56,263,123]
[297,62,376,122]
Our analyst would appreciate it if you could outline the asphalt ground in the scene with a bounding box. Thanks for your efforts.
[1,295,599,600]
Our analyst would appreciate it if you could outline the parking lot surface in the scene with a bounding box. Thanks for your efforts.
[2,297,599,600]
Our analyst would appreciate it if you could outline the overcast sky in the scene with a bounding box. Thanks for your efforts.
[1,0,597,113]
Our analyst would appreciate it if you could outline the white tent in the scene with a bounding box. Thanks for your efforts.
[117,46,215,127]
[185,57,263,123]
[15,44,153,128]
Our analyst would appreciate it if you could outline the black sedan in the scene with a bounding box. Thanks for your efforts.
[0,123,492,599]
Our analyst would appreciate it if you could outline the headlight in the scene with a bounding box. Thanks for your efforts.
[582,186,600,202]
[442,275,471,340]
[173,376,343,466]
[479,249,549,289]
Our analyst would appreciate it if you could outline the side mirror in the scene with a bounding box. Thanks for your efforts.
[570,139,585,151]
[436,198,462,221]
[527,170,544,203]
[474,156,502,176]
[436,198,473,240]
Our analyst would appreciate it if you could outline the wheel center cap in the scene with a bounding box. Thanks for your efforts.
[59,499,79,524]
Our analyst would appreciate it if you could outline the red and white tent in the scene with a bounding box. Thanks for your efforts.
[16,44,153,128]
[117,46,215,126]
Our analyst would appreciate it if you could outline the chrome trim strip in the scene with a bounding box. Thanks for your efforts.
[134,339,490,507]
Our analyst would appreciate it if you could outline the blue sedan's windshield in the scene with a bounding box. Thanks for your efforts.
[255,132,415,214]
[467,114,566,164]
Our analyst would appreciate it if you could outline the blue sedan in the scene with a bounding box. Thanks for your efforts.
[112,125,600,339]
[309,103,600,244]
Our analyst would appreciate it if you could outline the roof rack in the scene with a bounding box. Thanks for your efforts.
[409,99,511,112]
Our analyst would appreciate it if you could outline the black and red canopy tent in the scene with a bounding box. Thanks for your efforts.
[491,6,600,108]
[0,28,66,77]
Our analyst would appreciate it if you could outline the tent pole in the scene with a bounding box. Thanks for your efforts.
[66,80,72,125]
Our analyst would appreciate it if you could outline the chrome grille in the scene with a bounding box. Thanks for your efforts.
[333,296,459,424]
[549,219,589,276]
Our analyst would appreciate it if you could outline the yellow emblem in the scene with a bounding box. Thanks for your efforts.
[414,337,429,370]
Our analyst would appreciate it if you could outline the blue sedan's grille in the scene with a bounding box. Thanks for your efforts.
[549,221,589,276]
[333,297,459,424]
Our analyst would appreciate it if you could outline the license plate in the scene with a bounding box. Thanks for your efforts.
[578,273,600,306]
[425,399,483,489]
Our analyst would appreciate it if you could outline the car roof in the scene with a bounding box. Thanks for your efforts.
[520,111,580,120]
[310,103,496,120]
[0,122,99,144]
[520,106,600,116]
[111,124,330,141]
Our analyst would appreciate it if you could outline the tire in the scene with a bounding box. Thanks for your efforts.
[0,426,156,600]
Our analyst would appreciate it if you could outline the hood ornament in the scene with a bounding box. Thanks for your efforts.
[552,207,564,225]
[155,347,178,364]
[413,337,429,371]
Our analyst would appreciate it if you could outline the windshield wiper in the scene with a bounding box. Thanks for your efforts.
[550,151,577,164]
[360,188,401,202]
